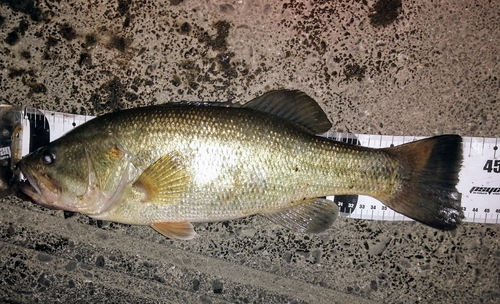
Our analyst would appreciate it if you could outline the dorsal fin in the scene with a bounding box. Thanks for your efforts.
[243,90,332,134]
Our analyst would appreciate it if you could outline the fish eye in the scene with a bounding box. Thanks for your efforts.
[41,150,56,165]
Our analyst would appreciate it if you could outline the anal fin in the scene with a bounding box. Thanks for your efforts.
[151,221,196,240]
[262,198,339,233]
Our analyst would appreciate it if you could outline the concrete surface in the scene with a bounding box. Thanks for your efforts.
[0,0,499,303]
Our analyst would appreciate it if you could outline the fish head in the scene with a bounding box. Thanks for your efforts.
[17,139,97,212]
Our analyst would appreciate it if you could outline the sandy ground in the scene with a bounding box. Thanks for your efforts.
[0,0,499,303]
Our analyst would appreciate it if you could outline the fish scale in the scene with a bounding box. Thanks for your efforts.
[5,106,497,226]
[2,91,471,239]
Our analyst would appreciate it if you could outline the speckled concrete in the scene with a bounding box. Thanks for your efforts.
[0,0,499,303]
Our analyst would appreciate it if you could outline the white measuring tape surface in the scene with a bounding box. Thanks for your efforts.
[19,109,499,225]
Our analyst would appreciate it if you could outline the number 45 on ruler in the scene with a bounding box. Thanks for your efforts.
[483,160,500,173]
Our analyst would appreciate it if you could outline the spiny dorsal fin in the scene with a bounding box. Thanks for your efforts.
[243,90,332,134]
[133,151,190,204]
[261,198,339,233]
[151,221,196,240]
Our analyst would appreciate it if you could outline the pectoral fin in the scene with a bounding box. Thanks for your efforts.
[262,198,339,233]
[133,151,190,204]
[151,221,196,240]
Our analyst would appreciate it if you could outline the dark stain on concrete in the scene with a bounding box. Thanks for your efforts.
[59,23,77,41]
[178,22,191,35]
[83,34,97,48]
[20,50,31,59]
[169,0,183,6]
[4,30,19,45]
[78,53,92,67]
[4,19,30,45]
[198,20,231,51]
[344,63,366,81]
[117,0,132,16]
[108,35,131,52]
[369,0,402,27]
[0,0,42,21]
[89,77,138,114]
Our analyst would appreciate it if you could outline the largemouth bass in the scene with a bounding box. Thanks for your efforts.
[17,90,463,240]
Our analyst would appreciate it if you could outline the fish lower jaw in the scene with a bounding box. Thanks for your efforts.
[19,165,62,206]
[21,186,84,213]
[19,182,59,209]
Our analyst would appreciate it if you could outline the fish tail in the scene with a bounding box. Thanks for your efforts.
[380,135,464,230]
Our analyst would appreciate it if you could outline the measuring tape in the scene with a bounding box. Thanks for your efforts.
[1,106,498,224]
[324,132,499,224]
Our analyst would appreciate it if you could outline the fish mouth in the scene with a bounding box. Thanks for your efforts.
[17,162,62,209]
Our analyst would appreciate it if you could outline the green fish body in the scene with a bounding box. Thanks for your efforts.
[18,90,463,239]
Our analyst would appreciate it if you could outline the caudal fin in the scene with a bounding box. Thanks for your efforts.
[381,135,463,230]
